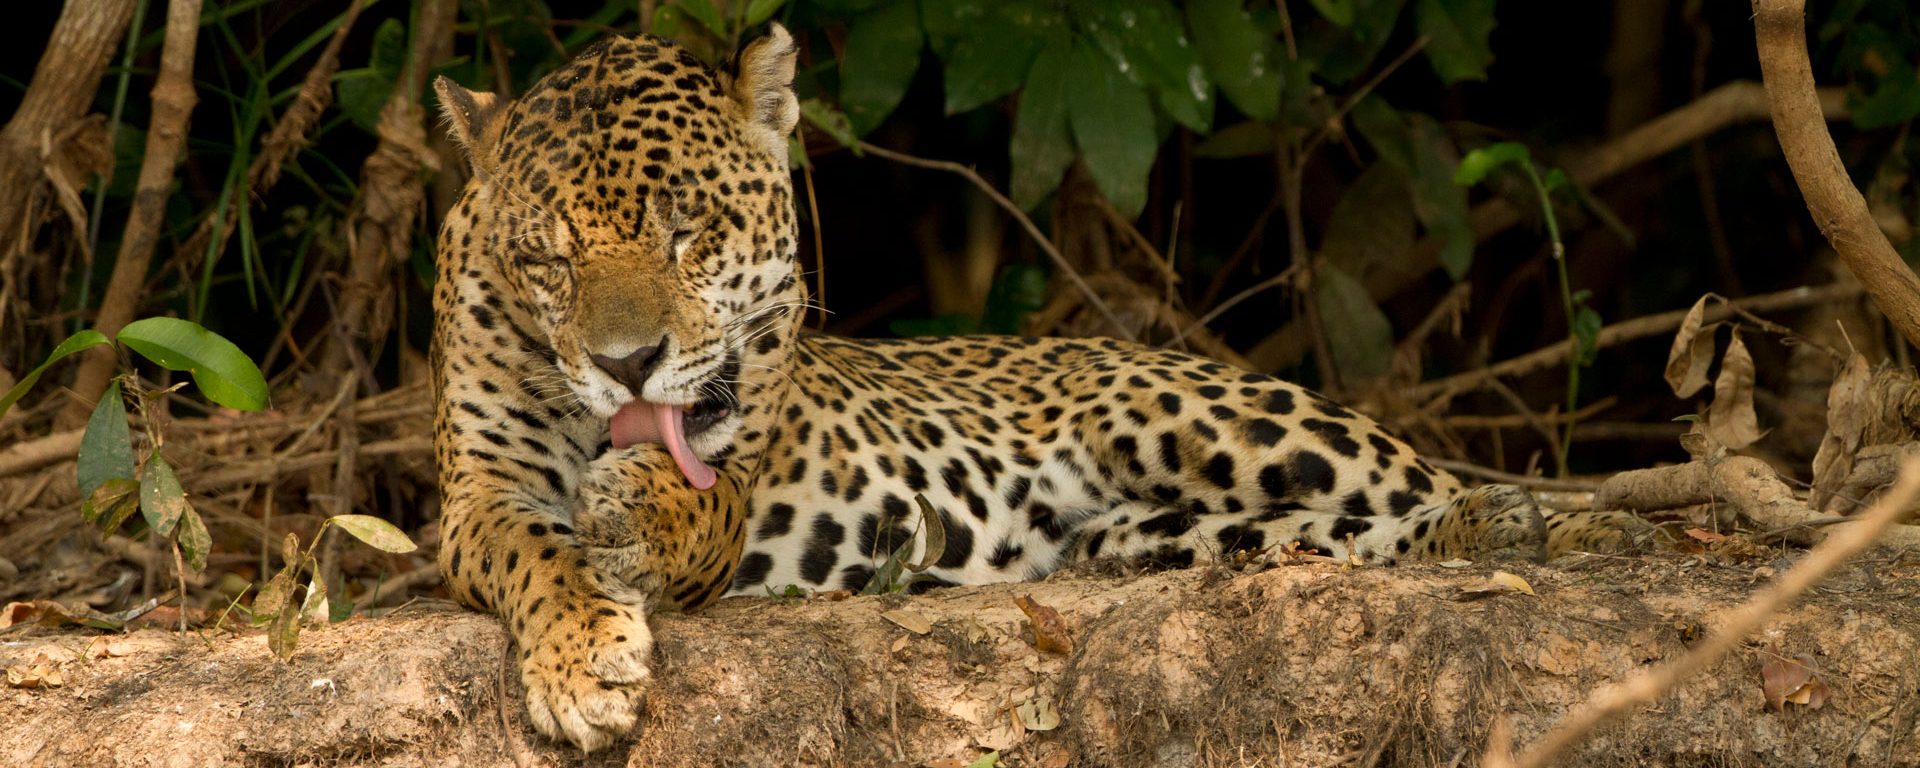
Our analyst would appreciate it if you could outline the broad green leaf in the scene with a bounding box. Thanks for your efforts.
[1066,41,1158,218]
[82,477,140,531]
[335,69,395,133]
[1193,120,1275,159]
[369,18,407,81]
[1008,39,1076,209]
[838,1,922,136]
[1850,72,1920,129]
[1300,0,1407,84]
[78,381,134,498]
[1314,264,1395,382]
[177,506,212,573]
[1075,0,1213,131]
[677,0,727,36]
[1187,0,1281,121]
[924,0,1060,114]
[1406,114,1473,279]
[1350,96,1413,170]
[743,0,786,26]
[117,317,269,411]
[0,329,110,419]
[1453,141,1532,186]
[1416,0,1496,84]
[982,263,1049,334]
[966,750,1000,768]
[1323,163,1416,280]
[800,98,860,150]
[1542,167,1570,193]
[139,453,189,536]
[328,514,419,553]
[1308,0,1357,26]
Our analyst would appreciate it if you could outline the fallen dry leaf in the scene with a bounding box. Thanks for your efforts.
[84,637,136,659]
[1014,595,1073,655]
[1014,696,1062,731]
[1665,295,1718,398]
[1035,750,1073,768]
[882,608,932,635]
[1706,328,1761,450]
[1684,527,1729,543]
[1810,353,1871,512]
[1761,651,1830,711]
[6,653,65,689]
[927,759,970,768]
[1454,571,1536,601]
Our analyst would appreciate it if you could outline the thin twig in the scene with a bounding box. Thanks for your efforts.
[1171,264,1300,346]
[1426,459,1601,493]
[853,140,1134,341]
[1488,457,1920,767]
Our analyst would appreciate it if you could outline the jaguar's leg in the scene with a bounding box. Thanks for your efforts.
[1543,508,1658,555]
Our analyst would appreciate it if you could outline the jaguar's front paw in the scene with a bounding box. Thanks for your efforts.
[573,447,676,586]
[518,588,654,752]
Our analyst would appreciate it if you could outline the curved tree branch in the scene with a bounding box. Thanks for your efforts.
[1752,0,1920,349]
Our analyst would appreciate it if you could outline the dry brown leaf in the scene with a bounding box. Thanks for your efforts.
[928,759,971,768]
[1014,696,1062,731]
[812,589,853,601]
[882,608,932,635]
[1014,595,1073,655]
[84,637,135,659]
[1761,652,1829,711]
[1684,527,1729,543]
[1455,571,1536,601]
[5,653,65,689]
[1706,328,1762,450]
[1810,353,1872,511]
[1036,750,1073,768]
[1665,296,1717,398]
[1536,634,1581,675]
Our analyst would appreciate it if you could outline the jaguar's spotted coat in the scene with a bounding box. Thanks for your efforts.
[430,26,1642,751]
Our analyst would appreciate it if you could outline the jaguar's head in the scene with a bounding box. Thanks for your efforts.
[436,27,804,488]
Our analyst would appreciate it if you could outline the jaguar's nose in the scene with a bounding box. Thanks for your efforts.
[590,337,667,396]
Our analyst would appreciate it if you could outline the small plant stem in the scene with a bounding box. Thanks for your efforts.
[1520,163,1577,476]
[170,537,187,632]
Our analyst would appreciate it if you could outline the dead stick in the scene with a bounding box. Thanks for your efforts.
[1409,282,1859,402]
[1593,456,1920,547]
[852,140,1135,342]
[60,0,205,428]
[1489,456,1920,768]
[1754,0,1920,349]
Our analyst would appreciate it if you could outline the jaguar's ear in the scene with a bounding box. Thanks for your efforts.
[435,76,505,173]
[730,24,799,154]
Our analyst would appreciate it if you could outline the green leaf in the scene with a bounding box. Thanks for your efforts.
[966,750,1001,768]
[1066,40,1159,218]
[1406,114,1473,279]
[1573,305,1604,367]
[1076,0,1213,131]
[743,0,787,26]
[177,506,212,573]
[0,329,110,420]
[1008,39,1076,210]
[269,595,302,659]
[677,0,727,36]
[1300,0,1407,84]
[982,264,1050,334]
[139,453,188,537]
[253,564,297,626]
[1308,0,1357,26]
[1322,163,1416,280]
[1314,264,1395,383]
[335,69,395,133]
[1193,120,1276,159]
[1453,141,1532,186]
[1542,167,1570,193]
[117,317,269,411]
[328,514,419,553]
[369,18,407,81]
[1351,96,1413,170]
[1187,0,1281,121]
[82,477,141,534]
[78,381,135,498]
[924,0,1060,114]
[1416,0,1496,84]
[799,98,860,150]
[838,1,922,136]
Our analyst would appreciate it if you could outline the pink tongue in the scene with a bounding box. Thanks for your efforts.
[610,401,717,490]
